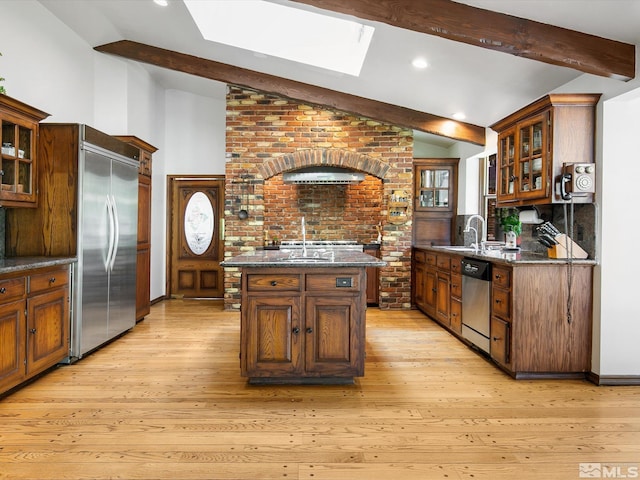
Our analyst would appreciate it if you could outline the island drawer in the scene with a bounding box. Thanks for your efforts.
[306,272,361,291]
[0,276,27,302]
[246,274,301,291]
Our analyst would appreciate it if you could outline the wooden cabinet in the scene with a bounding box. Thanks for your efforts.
[240,267,366,383]
[363,244,380,305]
[413,159,458,245]
[490,94,600,206]
[0,265,70,395]
[412,248,456,331]
[490,265,512,369]
[449,255,463,335]
[412,248,593,379]
[489,263,593,378]
[0,95,49,207]
[114,136,157,321]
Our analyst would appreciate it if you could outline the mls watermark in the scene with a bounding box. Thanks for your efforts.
[579,463,639,478]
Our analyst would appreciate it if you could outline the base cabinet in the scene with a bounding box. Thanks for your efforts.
[0,299,27,392]
[241,268,366,383]
[0,265,70,395]
[489,263,593,377]
[412,248,455,331]
[412,247,593,378]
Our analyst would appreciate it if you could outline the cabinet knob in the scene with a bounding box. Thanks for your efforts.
[492,336,501,341]
[270,280,277,286]
[432,288,437,293]
[509,175,517,181]
[306,328,313,334]
[0,287,5,294]
[49,277,56,284]
[30,328,37,334]
[292,327,300,334]
[495,274,502,279]
[495,299,502,304]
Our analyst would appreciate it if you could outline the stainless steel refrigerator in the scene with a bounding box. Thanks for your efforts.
[70,128,139,360]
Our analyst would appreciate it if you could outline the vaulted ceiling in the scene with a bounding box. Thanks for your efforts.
[41,0,639,146]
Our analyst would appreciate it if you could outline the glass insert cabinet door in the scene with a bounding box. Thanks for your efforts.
[415,164,454,211]
[1,119,35,197]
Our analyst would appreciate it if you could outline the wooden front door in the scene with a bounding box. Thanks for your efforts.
[168,176,225,298]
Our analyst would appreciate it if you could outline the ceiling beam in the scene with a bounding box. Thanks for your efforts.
[94,40,486,145]
[294,0,635,81]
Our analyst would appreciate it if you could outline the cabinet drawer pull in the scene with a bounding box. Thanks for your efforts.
[0,287,5,294]
[306,328,313,334]
[292,327,300,334]
[270,281,277,286]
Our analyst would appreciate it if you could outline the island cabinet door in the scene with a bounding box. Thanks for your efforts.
[243,296,303,377]
[304,295,364,377]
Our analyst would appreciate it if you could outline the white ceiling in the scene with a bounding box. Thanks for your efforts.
[40,0,640,146]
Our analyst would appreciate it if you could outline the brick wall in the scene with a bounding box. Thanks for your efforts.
[224,86,413,310]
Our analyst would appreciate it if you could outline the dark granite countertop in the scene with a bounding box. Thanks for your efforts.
[221,249,386,268]
[414,245,596,266]
[0,256,77,275]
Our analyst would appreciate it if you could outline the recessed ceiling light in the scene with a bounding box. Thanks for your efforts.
[184,0,375,76]
[153,0,168,6]
[412,57,428,69]
[452,112,466,121]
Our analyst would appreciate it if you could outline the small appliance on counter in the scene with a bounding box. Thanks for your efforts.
[535,222,588,259]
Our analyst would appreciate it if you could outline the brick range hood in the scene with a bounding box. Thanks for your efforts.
[223,86,414,310]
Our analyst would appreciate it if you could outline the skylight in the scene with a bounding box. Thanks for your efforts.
[184,0,375,76]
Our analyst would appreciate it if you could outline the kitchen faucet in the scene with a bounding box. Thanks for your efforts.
[464,214,486,251]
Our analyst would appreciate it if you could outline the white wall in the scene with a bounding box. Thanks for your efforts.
[1,1,94,123]
[149,88,227,300]
[595,91,640,376]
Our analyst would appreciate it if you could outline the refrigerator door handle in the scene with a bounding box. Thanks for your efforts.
[110,194,120,271]
[105,195,116,272]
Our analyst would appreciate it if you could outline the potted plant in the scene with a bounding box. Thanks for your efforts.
[499,209,521,248]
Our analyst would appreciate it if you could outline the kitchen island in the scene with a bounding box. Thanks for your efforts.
[221,249,385,384]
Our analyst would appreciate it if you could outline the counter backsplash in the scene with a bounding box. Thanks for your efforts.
[456,203,596,258]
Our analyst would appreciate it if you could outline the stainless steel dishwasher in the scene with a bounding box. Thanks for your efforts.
[461,258,492,354]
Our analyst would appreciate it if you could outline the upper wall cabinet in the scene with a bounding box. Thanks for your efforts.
[490,94,600,207]
[0,95,50,207]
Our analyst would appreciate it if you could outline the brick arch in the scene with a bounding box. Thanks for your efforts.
[258,149,391,180]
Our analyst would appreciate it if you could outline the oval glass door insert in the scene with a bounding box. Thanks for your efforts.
[184,191,214,255]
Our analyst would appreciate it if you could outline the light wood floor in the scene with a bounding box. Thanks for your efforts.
[1,300,639,480]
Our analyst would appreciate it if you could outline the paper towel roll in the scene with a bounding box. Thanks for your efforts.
[519,209,543,224]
